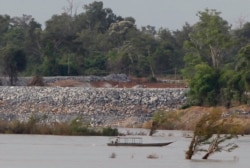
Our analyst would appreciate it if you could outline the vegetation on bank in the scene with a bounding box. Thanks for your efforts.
[0,116,118,136]
[148,107,245,159]
[149,106,250,135]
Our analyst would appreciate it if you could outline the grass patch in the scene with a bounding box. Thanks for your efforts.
[0,116,118,136]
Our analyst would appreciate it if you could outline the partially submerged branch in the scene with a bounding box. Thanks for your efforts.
[185,108,241,160]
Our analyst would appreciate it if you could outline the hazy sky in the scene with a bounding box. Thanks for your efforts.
[0,0,250,30]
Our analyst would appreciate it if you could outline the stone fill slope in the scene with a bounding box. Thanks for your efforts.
[0,87,187,126]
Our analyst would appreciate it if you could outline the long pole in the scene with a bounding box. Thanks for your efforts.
[68,55,70,75]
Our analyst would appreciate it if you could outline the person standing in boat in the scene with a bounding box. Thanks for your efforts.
[115,137,119,144]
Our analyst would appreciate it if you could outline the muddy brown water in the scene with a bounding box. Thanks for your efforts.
[0,129,248,168]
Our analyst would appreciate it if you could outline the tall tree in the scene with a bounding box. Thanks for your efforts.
[182,9,233,106]
[188,63,220,106]
[155,28,180,75]
[83,1,119,33]
[235,44,250,103]
[2,46,26,85]
[40,42,62,76]
[11,15,43,75]
[234,22,250,47]
[184,9,232,71]
[0,15,11,46]
[172,23,193,73]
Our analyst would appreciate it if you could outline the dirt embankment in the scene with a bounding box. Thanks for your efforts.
[169,106,250,131]
[112,105,250,132]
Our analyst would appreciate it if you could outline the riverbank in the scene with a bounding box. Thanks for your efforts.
[1,75,249,131]
[165,106,250,132]
[1,86,249,132]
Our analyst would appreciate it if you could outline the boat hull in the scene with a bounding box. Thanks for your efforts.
[107,142,173,147]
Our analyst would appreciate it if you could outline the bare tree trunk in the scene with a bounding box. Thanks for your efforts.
[202,152,211,159]
[149,64,155,78]
[149,121,156,136]
[185,136,196,159]
[185,151,194,160]
[202,137,218,159]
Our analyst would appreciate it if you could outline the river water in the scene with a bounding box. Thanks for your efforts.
[0,129,248,168]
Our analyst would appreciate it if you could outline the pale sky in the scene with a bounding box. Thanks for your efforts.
[0,0,250,30]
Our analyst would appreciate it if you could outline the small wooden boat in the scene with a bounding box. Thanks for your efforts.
[107,137,173,147]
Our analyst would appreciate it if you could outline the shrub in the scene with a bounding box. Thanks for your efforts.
[28,75,45,86]
[148,76,157,83]
[102,127,118,136]
[152,110,182,130]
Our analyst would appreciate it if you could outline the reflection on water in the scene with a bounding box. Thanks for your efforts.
[0,129,248,168]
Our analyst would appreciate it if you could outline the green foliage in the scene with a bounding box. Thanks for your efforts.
[0,116,119,136]
[2,46,27,85]
[236,44,250,96]
[68,118,87,135]
[0,3,188,78]
[148,76,157,82]
[152,110,182,130]
[181,9,250,107]
[83,52,107,75]
[102,127,118,136]
[187,63,220,106]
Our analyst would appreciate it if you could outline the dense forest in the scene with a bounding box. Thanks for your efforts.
[0,1,249,106]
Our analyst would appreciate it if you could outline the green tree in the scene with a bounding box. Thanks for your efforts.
[182,9,233,106]
[234,44,250,103]
[0,14,41,77]
[233,22,250,50]
[40,42,62,76]
[188,63,220,106]
[219,69,238,107]
[185,9,232,70]
[108,19,135,47]
[106,19,139,75]
[218,44,250,106]
[2,46,27,85]
[83,1,120,33]
[0,15,11,46]
[172,23,193,74]
[72,1,123,75]
[154,28,179,75]
[12,15,43,75]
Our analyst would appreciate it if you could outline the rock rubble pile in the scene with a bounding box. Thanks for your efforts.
[0,87,187,127]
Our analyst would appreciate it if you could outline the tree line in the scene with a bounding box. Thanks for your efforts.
[0,1,185,81]
[0,1,249,106]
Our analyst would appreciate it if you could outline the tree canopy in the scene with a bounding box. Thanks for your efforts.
[0,3,249,106]
[0,1,186,78]
[182,9,249,106]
